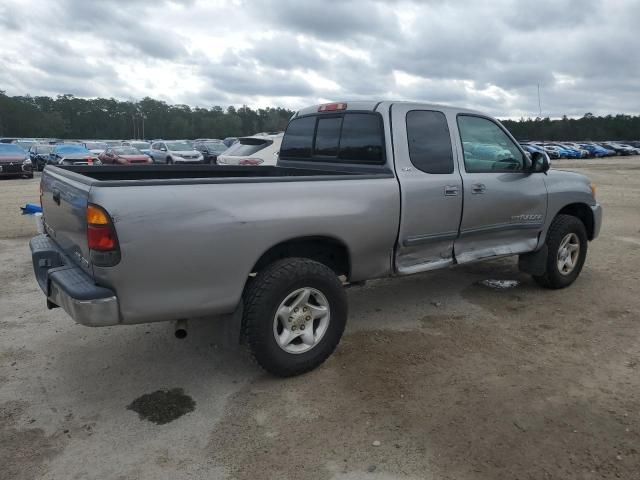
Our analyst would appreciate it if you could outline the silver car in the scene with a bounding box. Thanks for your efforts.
[148,140,204,164]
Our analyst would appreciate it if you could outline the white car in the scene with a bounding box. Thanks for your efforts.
[149,140,204,164]
[216,134,282,166]
[83,141,108,156]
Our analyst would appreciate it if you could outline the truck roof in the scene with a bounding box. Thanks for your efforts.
[294,101,485,117]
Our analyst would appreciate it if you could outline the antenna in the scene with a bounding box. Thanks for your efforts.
[537,83,542,118]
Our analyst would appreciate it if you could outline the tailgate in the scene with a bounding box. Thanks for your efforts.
[41,168,93,275]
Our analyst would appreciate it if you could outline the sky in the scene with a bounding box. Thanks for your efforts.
[0,0,638,118]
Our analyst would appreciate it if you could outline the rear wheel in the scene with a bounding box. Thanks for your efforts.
[243,257,347,377]
[533,214,588,289]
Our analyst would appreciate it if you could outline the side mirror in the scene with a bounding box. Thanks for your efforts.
[160,147,167,152]
[531,152,550,174]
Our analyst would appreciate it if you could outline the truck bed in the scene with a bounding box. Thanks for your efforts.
[52,164,392,186]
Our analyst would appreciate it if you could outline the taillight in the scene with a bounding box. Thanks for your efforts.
[87,204,118,252]
[238,158,264,166]
[87,158,94,165]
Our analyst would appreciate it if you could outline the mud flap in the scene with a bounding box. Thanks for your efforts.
[518,245,548,276]
[220,303,244,349]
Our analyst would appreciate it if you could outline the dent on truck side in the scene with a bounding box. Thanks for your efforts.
[89,177,400,325]
[537,169,597,248]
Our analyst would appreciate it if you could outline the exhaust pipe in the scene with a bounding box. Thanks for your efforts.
[175,319,188,339]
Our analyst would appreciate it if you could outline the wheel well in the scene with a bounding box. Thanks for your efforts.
[557,203,595,239]
[251,237,350,279]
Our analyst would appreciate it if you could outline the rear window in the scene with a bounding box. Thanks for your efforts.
[222,138,272,157]
[280,112,384,164]
[280,116,315,158]
[406,110,454,174]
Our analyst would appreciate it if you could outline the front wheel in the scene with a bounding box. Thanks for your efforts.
[243,257,347,377]
[533,214,588,289]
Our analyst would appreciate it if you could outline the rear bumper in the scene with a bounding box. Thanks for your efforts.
[591,203,602,240]
[30,234,120,327]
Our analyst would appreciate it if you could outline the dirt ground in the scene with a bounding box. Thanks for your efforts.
[1,159,639,480]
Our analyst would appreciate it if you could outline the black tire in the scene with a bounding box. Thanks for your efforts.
[243,257,347,377]
[166,157,173,164]
[533,214,588,289]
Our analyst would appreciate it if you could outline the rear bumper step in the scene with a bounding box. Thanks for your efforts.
[30,234,120,326]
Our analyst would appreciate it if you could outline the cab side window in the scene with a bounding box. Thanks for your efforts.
[406,110,454,174]
[457,115,524,173]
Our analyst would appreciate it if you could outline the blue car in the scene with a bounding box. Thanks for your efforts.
[521,144,546,155]
[579,144,613,157]
[549,144,582,159]
[49,144,100,166]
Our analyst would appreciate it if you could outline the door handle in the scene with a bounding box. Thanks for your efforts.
[471,183,486,194]
[444,185,458,196]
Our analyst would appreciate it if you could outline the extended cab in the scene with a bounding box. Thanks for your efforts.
[30,101,602,376]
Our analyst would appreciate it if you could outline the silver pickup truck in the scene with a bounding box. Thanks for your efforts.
[30,101,602,376]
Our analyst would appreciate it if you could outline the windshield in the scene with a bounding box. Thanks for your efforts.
[16,141,36,151]
[131,142,150,150]
[85,142,108,150]
[0,144,26,156]
[113,147,141,155]
[55,145,91,155]
[166,142,193,151]
[35,145,54,154]
[204,142,228,153]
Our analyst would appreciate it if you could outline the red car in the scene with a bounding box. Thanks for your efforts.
[99,146,152,165]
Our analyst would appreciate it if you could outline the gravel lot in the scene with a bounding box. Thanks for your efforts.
[1,160,639,480]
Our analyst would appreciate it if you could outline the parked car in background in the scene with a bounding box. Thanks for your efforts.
[531,143,561,159]
[0,143,33,178]
[194,140,228,164]
[599,142,631,155]
[122,141,152,156]
[216,134,282,166]
[223,137,239,147]
[49,144,100,166]
[83,141,108,156]
[617,143,640,155]
[561,143,590,158]
[578,143,613,157]
[99,146,152,165]
[148,141,204,164]
[29,144,55,170]
[549,144,583,159]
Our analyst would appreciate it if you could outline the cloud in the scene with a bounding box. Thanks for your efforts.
[0,0,639,116]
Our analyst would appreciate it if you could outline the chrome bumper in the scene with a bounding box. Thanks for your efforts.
[47,280,120,327]
[30,234,120,327]
[591,203,603,240]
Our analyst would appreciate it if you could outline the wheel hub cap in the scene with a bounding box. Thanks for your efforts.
[557,233,580,275]
[273,287,330,354]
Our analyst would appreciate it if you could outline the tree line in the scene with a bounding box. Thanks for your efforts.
[1,91,639,141]
[500,113,640,141]
[0,92,294,140]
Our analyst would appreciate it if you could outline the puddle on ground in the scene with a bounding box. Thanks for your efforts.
[127,388,195,425]
[478,279,520,290]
